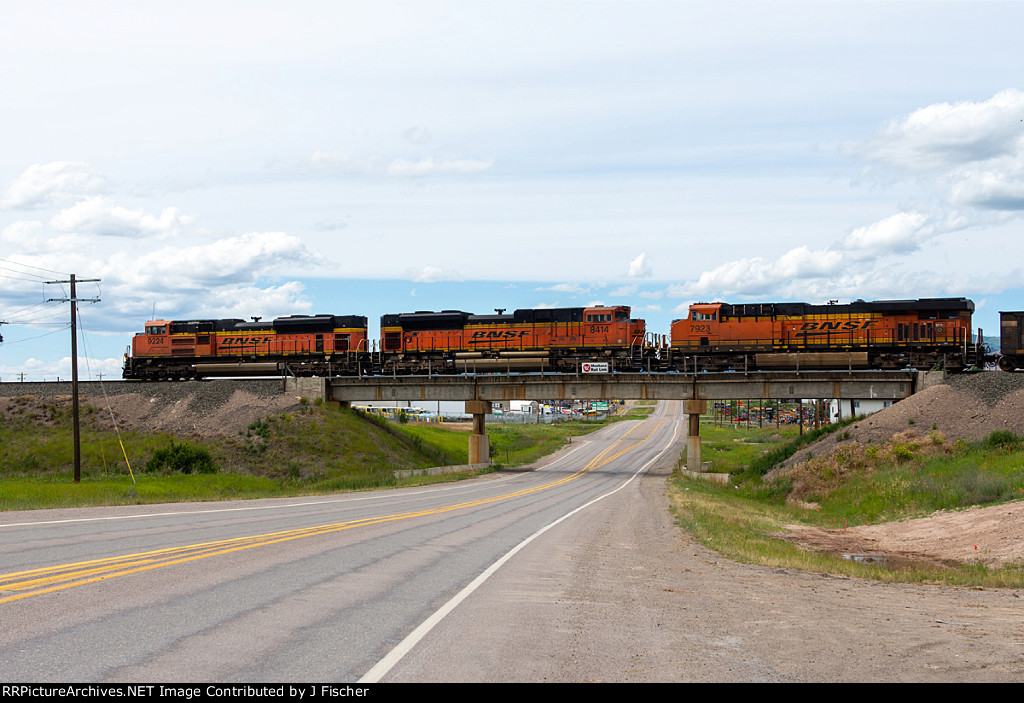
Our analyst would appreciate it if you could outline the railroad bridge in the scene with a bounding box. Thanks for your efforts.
[290,370,941,470]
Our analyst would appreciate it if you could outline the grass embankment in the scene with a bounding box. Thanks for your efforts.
[611,400,656,421]
[0,398,600,511]
[400,420,601,469]
[671,419,1024,587]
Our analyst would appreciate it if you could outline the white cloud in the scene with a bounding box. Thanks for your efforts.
[671,245,846,299]
[385,157,494,177]
[947,155,1024,211]
[187,282,312,320]
[672,300,698,316]
[49,197,191,239]
[536,283,589,295]
[839,212,932,258]
[627,252,651,278]
[0,219,43,245]
[406,265,463,283]
[852,90,1024,212]
[855,90,1024,172]
[309,151,377,174]
[1,162,106,210]
[109,232,327,293]
[309,152,494,178]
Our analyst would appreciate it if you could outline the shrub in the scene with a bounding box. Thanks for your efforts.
[146,442,218,474]
[983,430,1021,451]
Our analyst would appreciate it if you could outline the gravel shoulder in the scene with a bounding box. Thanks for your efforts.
[391,460,1024,682]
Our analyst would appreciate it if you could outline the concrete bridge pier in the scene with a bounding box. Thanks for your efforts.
[684,399,707,472]
[466,400,492,465]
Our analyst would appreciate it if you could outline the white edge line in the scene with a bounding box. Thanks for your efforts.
[359,411,682,683]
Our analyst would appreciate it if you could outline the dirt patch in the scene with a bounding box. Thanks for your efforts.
[784,501,1024,567]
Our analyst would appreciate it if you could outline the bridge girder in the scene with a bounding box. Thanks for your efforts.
[322,371,923,403]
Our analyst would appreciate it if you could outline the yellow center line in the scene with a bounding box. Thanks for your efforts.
[1,405,674,604]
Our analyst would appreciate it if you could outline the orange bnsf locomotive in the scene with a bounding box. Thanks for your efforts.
[122,315,369,380]
[122,298,984,379]
[668,297,978,372]
[379,305,648,373]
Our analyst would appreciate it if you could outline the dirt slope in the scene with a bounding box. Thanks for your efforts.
[0,380,303,438]
[773,372,1024,566]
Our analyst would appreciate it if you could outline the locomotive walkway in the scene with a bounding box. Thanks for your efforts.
[289,369,936,468]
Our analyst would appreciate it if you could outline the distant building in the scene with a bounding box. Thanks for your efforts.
[828,398,893,422]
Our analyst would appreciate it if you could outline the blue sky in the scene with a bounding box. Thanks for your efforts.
[1,1,1023,380]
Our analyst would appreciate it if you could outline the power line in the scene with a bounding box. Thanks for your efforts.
[9,306,72,325]
[0,325,69,346]
[0,257,68,277]
[0,271,50,283]
[2,300,67,323]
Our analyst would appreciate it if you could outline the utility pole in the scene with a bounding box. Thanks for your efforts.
[45,273,100,483]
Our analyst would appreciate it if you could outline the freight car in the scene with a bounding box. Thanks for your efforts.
[378,305,649,373]
[668,297,979,372]
[997,311,1024,371]
[122,314,369,380]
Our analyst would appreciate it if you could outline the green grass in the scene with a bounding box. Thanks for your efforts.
[483,421,604,467]
[0,474,287,511]
[614,403,657,420]
[0,399,604,510]
[670,422,1024,587]
[686,423,798,474]
[394,420,604,468]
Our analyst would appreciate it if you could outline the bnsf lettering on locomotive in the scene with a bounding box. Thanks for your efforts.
[799,320,879,331]
[471,330,528,339]
[222,336,272,345]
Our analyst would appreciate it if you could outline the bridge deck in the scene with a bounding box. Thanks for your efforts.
[319,370,929,403]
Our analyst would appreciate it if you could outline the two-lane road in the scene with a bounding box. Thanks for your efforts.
[0,402,685,682]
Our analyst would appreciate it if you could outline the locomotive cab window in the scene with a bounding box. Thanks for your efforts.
[691,312,717,322]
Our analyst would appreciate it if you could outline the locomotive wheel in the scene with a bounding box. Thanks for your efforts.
[998,356,1018,372]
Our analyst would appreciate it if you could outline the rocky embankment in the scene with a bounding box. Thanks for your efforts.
[0,379,304,437]
[770,371,1024,476]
